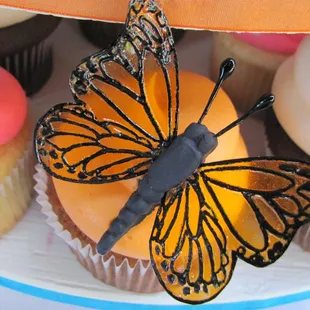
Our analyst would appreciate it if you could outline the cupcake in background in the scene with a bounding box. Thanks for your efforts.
[211,32,306,113]
[265,35,310,251]
[0,8,61,96]
[79,20,185,49]
[0,67,34,235]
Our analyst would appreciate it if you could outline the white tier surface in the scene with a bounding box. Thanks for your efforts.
[0,19,310,309]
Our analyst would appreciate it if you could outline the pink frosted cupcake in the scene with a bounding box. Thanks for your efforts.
[211,33,306,112]
[0,67,34,235]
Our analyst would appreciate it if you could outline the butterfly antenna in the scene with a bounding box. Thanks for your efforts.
[215,94,275,138]
[198,58,236,124]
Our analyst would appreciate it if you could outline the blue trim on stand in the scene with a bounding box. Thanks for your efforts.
[1,276,310,309]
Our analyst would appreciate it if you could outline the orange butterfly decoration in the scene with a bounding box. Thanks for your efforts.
[34,0,310,305]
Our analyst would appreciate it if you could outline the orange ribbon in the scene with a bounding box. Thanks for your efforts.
[1,0,310,32]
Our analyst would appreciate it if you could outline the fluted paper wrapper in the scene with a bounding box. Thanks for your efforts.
[34,164,163,293]
[211,32,287,113]
[264,132,310,252]
[0,145,34,235]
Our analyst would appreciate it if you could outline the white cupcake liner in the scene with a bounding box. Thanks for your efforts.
[34,164,163,293]
[264,130,310,252]
[0,143,34,235]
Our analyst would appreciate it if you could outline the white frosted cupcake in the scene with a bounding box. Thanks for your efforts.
[265,35,310,250]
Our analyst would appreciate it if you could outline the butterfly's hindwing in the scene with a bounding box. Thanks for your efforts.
[150,176,236,304]
[35,102,155,183]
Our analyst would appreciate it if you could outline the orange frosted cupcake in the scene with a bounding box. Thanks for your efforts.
[34,68,249,292]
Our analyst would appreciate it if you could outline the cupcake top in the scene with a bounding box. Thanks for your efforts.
[0,7,36,28]
[52,71,249,260]
[233,33,306,55]
[0,67,27,146]
[272,35,310,156]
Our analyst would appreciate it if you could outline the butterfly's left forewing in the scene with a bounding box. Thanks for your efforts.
[150,176,236,304]
[35,0,179,183]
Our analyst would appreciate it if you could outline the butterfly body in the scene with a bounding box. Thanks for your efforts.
[97,122,218,254]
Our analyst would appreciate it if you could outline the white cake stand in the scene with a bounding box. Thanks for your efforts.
[0,19,309,310]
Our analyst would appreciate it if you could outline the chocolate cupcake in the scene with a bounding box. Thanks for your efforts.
[265,35,310,251]
[79,20,185,49]
[0,8,61,96]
